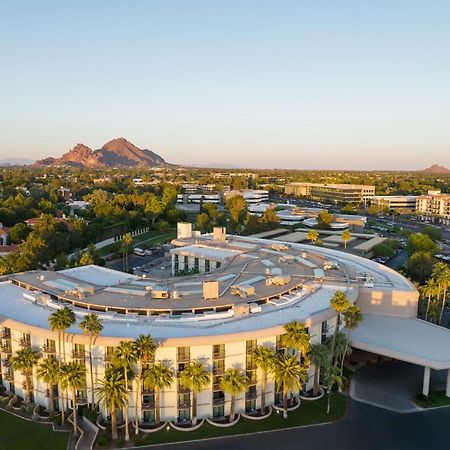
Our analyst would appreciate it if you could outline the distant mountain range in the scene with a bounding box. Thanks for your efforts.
[421,164,450,174]
[35,138,169,168]
[0,157,34,166]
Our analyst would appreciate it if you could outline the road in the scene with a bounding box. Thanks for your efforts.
[385,249,408,270]
[139,399,450,450]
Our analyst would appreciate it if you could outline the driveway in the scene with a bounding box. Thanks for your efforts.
[350,360,448,412]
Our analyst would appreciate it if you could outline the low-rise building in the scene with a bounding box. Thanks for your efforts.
[416,190,450,225]
[370,195,418,211]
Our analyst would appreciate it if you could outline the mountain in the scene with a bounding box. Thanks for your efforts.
[0,157,34,166]
[35,138,169,168]
[421,164,450,174]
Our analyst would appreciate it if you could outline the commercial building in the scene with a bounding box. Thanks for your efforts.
[176,194,221,204]
[285,183,375,204]
[224,189,269,204]
[370,195,418,211]
[2,224,450,428]
[416,191,450,225]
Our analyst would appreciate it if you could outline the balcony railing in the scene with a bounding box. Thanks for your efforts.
[19,338,31,348]
[104,353,114,362]
[213,382,222,391]
[142,400,156,409]
[1,359,10,368]
[1,346,12,355]
[212,367,225,376]
[3,372,13,382]
[72,349,86,359]
[178,398,191,408]
[177,353,190,362]
[75,397,88,405]
[246,361,257,370]
[42,345,56,354]
[246,391,258,400]
[213,350,225,359]
[0,332,11,340]
[212,397,225,406]
[246,345,256,355]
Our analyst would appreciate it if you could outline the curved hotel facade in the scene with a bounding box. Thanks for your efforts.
[0,224,420,424]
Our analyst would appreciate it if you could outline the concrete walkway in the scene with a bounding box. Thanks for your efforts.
[350,360,448,412]
[69,415,99,450]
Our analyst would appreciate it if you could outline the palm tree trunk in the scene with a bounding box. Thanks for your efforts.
[155,387,161,425]
[60,386,65,424]
[62,331,66,362]
[110,401,118,440]
[425,293,431,321]
[331,315,340,365]
[89,336,95,410]
[313,365,319,397]
[260,372,266,414]
[135,362,141,435]
[25,376,31,403]
[326,383,332,414]
[229,395,235,422]
[72,387,78,435]
[48,383,55,418]
[124,367,129,441]
[283,387,288,419]
[439,287,447,325]
[192,390,197,426]
[340,336,351,378]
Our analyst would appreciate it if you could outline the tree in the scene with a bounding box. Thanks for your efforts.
[340,305,363,376]
[252,346,275,414]
[226,194,247,229]
[324,364,345,414]
[144,194,164,225]
[79,251,95,266]
[134,335,156,433]
[37,357,60,418]
[62,362,86,436]
[309,344,330,397]
[96,370,127,440]
[423,225,442,242]
[432,262,450,325]
[317,210,334,229]
[196,213,212,234]
[406,233,436,256]
[180,361,211,425]
[7,223,31,244]
[113,341,138,441]
[283,321,310,366]
[144,363,173,426]
[121,233,133,273]
[422,278,437,321]
[220,369,248,422]
[329,291,350,366]
[79,314,103,409]
[306,229,319,244]
[341,230,351,249]
[271,354,307,419]
[10,347,40,403]
[406,251,435,284]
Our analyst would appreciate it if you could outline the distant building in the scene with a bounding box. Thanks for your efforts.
[224,189,269,205]
[416,190,450,225]
[285,183,375,204]
[177,194,221,204]
[370,195,418,211]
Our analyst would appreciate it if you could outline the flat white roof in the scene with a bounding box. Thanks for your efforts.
[60,265,138,287]
[350,314,450,370]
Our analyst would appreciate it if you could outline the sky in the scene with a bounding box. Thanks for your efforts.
[1,0,449,170]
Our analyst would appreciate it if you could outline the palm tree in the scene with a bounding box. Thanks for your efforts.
[435,264,450,325]
[324,364,345,414]
[36,357,60,418]
[96,370,127,440]
[134,335,156,433]
[48,307,76,363]
[62,362,86,435]
[341,230,351,249]
[113,340,138,441]
[220,368,247,422]
[79,313,103,410]
[180,361,211,425]
[309,344,330,397]
[252,346,275,414]
[271,354,307,419]
[422,278,437,321]
[144,363,174,425]
[340,305,363,377]
[306,229,319,244]
[283,321,310,364]
[330,291,350,365]
[122,232,133,272]
[10,347,40,403]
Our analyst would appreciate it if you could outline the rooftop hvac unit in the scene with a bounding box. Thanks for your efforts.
[230,285,255,298]
[153,290,170,299]
[38,275,46,281]
[279,255,294,263]
[249,303,262,314]
[267,275,291,286]
[233,304,250,316]
[301,252,308,259]
[213,227,226,242]
[203,280,219,300]
[272,244,288,252]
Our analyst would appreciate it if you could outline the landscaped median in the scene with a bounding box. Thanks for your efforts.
[414,391,450,409]
[94,394,347,448]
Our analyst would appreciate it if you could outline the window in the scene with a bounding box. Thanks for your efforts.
[213,344,225,359]
[213,405,224,418]
[216,261,221,269]
[246,340,256,354]
[205,259,210,272]
[178,408,190,422]
[194,258,199,271]
[177,347,190,362]
[143,410,155,423]
[245,399,256,412]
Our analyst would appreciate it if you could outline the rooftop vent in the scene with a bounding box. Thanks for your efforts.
[266,275,291,286]
[213,227,226,242]
[230,285,255,298]
[177,222,193,239]
[272,244,288,252]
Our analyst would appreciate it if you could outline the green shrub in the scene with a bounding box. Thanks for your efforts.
[96,435,108,448]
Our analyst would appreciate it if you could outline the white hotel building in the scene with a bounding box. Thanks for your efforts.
[1,224,450,426]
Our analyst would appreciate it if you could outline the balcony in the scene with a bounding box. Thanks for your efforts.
[141,388,155,395]
[142,399,156,409]
[104,353,114,362]
[246,391,258,400]
[0,331,11,340]
[177,382,190,393]
[1,359,10,368]
[213,350,225,359]
[212,367,225,376]
[1,346,12,355]
[246,361,257,370]
[42,344,56,355]
[178,398,191,408]
[72,349,86,359]
[213,382,222,391]
[177,353,190,363]
[3,372,13,382]
[19,338,31,348]
[212,397,225,406]
[75,396,88,405]
[246,345,256,355]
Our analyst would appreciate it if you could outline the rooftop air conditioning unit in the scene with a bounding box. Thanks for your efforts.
[153,290,170,299]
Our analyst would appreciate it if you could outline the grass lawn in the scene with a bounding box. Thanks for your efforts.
[414,391,450,408]
[0,409,69,450]
[98,229,176,257]
[132,394,347,447]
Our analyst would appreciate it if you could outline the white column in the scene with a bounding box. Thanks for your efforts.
[446,369,450,398]
[422,366,431,396]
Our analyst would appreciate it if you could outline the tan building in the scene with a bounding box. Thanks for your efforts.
[416,191,450,225]
[285,183,375,204]
[2,225,450,429]
[370,195,418,211]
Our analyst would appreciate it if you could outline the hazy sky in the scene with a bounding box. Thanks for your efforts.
[1,0,449,170]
